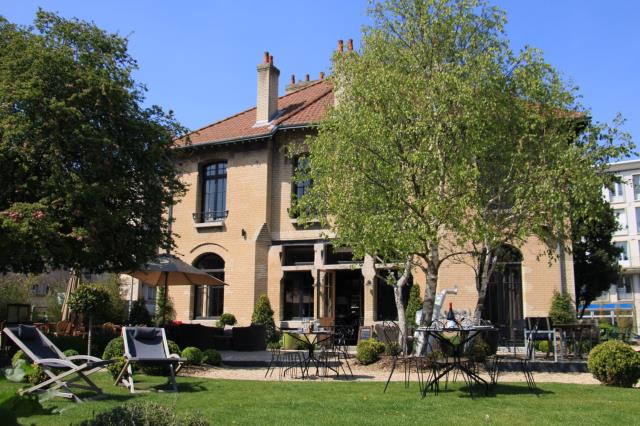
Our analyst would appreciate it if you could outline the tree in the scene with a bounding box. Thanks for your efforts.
[405,284,422,329]
[0,11,186,274]
[67,284,110,355]
[572,200,621,317]
[251,294,277,343]
[154,286,175,326]
[299,0,633,334]
[128,298,152,326]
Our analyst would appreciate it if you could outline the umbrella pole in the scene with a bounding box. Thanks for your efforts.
[162,273,169,325]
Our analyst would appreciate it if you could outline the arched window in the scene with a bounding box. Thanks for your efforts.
[193,253,225,319]
[484,245,523,342]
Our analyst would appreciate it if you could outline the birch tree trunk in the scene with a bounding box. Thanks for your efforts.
[422,244,440,324]
[393,260,412,354]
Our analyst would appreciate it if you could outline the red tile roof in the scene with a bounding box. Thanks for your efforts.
[176,80,333,147]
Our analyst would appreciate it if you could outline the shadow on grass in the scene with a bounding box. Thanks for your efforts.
[455,383,553,398]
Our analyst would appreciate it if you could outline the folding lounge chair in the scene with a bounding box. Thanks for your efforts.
[3,324,113,402]
[116,326,185,393]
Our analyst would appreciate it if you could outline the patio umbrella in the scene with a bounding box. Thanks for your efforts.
[130,254,227,324]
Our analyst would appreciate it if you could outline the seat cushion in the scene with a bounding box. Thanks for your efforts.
[18,325,39,340]
[134,327,160,341]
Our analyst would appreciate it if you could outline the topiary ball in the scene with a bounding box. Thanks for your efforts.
[102,336,126,379]
[203,349,222,366]
[64,349,80,358]
[356,339,382,365]
[182,347,204,365]
[588,340,640,387]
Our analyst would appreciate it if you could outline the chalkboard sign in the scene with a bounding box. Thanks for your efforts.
[357,326,373,342]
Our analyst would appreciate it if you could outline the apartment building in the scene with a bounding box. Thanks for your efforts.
[598,160,640,332]
[159,47,575,339]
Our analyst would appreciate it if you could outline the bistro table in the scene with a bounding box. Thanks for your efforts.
[288,329,336,378]
[416,324,496,398]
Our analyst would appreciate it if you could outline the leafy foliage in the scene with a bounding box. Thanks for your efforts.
[251,294,277,343]
[549,291,575,325]
[68,284,110,320]
[588,340,640,387]
[0,11,186,274]
[79,402,209,426]
[217,313,236,327]
[297,0,633,324]
[63,349,79,357]
[128,299,152,326]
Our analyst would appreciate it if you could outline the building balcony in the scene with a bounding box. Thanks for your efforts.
[192,210,228,228]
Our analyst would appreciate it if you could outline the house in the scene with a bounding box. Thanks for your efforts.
[594,159,640,332]
[158,44,575,340]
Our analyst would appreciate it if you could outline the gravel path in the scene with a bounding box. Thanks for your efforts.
[181,364,600,385]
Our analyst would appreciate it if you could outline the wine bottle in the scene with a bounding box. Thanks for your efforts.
[446,302,457,328]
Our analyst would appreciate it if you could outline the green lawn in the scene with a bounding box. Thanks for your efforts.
[1,373,639,425]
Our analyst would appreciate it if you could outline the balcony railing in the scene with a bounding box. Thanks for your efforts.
[192,210,228,223]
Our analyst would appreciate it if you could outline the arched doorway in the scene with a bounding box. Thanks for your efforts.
[193,253,225,319]
[483,245,523,342]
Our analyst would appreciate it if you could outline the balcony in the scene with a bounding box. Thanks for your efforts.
[192,210,228,229]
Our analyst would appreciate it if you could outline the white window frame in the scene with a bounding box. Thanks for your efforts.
[614,208,628,235]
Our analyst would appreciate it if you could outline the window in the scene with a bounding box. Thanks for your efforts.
[376,270,412,321]
[634,175,640,200]
[636,207,640,234]
[283,271,314,319]
[614,209,628,235]
[290,156,312,218]
[282,245,315,266]
[199,162,227,222]
[610,181,625,203]
[617,276,633,299]
[615,241,629,261]
[193,253,225,318]
[143,285,156,302]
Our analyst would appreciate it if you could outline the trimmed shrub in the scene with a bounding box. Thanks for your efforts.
[182,347,204,365]
[102,337,126,379]
[63,349,80,357]
[549,291,575,325]
[11,350,29,367]
[599,322,620,341]
[267,341,282,350]
[406,285,422,328]
[536,340,550,353]
[79,402,209,426]
[384,341,401,356]
[217,313,237,327]
[203,349,222,366]
[251,295,277,343]
[356,339,385,365]
[588,340,640,387]
[128,299,152,326]
[466,337,491,362]
[26,365,47,386]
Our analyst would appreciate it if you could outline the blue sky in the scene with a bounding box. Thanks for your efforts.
[2,1,638,148]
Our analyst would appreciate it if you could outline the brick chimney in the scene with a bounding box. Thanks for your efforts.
[255,51,280,126]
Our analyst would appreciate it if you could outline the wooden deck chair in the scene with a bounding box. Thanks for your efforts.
[3,324,113,402]
[115,326,185,393]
